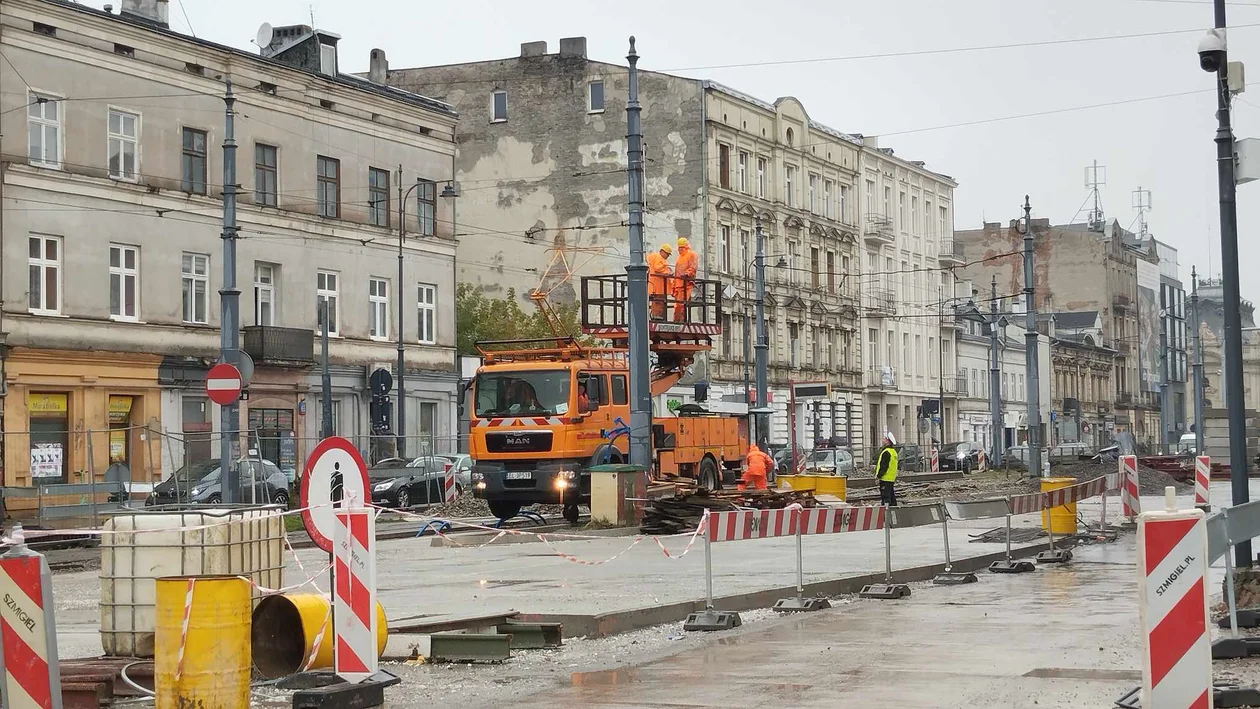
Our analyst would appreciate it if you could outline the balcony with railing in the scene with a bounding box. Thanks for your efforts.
[1113,293,1132,311]
[867,366,896,389]
[936,238,964,265]
[864,287,896,316]
[243,326,316,366]
[863,214,895,245]
[942,375,968,396]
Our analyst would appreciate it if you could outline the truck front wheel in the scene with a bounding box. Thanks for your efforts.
[698,456,721,491]
[488,500,521,521]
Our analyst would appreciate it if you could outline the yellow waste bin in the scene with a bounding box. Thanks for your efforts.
[779,475,816,492]
[812,475,848,500]
[154,576,251,709]
[1040,477,1078,536]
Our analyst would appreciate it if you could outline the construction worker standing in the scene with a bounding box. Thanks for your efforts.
[739,443,774,490]
[875,432,899,507]
[646,243,672,320]
[671,237,698,322]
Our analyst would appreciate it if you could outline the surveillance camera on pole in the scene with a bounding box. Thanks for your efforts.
[1199,28,1227,73]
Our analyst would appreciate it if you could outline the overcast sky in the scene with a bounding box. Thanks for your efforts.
[89,0,1260,300]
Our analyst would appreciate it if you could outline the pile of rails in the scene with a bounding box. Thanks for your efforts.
[639,486,819,535]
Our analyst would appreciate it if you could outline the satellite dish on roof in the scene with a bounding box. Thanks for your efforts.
[255,22,274,49]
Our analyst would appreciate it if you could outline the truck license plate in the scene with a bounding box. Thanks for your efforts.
[505,471,533,480]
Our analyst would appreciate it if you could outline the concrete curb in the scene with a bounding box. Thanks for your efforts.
[517,538,1078,638]
[430,526,641,547]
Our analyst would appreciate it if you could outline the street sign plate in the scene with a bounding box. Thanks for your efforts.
[300,437,370,553]
[205,362,242,406]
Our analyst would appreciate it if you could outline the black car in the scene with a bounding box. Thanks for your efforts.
[146,458,290,506]
[939,441,986,473]
[894,444,925,471]
[369,457,450,509]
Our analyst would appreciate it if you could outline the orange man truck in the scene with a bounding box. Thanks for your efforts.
[468,275,746,522]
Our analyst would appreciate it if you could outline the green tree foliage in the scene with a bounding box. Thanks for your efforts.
[456,283,590,355]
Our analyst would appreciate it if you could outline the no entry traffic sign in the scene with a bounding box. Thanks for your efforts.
[205,363,243,406]
[300,437,370,553]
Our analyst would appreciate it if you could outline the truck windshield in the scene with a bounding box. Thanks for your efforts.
[474,371,572,418]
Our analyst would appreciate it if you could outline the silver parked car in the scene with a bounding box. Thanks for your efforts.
[799,448,854,476]
[441,454,473,492]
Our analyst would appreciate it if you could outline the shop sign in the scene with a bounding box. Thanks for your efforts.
[108,395,134,424]
[27,394,67,417]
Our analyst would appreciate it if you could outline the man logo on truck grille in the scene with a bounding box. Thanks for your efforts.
[505,436,531,446]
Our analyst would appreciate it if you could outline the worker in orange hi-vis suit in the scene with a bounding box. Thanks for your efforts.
[671,237,698,321]
[646,243,672,320]
[739,443,774,490]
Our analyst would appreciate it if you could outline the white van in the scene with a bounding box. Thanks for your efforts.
[1178,433,1197,454]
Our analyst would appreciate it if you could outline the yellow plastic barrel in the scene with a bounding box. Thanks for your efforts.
[779,475,816,492]
[1040,477,1078,535]
[251,593,388,679]
[154,575,251,709]
[812,475,847,500]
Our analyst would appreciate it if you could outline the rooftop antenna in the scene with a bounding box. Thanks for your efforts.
[1085,160,1106,231]
[309,5,316,28]
[1132,186,1152,239]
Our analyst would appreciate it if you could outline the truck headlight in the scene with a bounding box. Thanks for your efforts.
[559,469,578,480]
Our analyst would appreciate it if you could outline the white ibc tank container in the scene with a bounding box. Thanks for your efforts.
[100,507,285,657]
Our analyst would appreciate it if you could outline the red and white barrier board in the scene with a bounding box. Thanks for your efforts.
[0,547,62,709]
[1121,455,1142,522]
[1137,505,1211,709]
[1007,476,1107,516]
[977,450,987,472]
[706,505,885,543]
[930,449,939,473]
[1194,456,1211,508]
[443,471,458,503]
[333,508,377,684]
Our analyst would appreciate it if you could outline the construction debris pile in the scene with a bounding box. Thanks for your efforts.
[639,487,819,535]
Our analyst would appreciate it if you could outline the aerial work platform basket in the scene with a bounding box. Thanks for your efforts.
[580,274,723,350]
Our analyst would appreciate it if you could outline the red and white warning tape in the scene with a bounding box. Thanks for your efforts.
[174,578,195,683]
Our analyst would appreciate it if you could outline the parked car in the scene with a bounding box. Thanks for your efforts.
[1177,433,1197,455]
[894,444,925,471]
[799,448,853,476]
[1049,442,1093,459]
[441,454,473,492]
[939,441,986,472]
[370,456,451,509]
[146,458,289,506]
[770,446,798,476]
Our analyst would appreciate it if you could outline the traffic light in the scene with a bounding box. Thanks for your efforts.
[370,394,393,433]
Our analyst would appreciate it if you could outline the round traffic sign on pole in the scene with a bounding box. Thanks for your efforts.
[300,436,370,553]
[206,362,243,406]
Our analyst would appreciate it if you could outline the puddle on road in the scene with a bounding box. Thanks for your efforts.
[1023,668,1141,680]
[572,668,640,686]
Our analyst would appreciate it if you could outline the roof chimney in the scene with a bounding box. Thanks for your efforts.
[369,48,388,84]
[558,37,587,58]
[119,0,169,28]
[521,41,547,57]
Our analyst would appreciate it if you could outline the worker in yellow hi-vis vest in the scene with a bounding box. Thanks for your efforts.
[875,432,899,507]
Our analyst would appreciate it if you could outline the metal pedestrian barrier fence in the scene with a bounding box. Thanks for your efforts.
[859,503,949,598]
[946,499,1036,574]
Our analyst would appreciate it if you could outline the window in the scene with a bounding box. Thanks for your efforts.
[925,200,933,235]
[810,247,820,289]
[826,251,836,292]
[789,323,800,367]
[416,180,436,236]
[718,144,730,189]
[108,109,138,180]
[181,253,208,324]
[811,326,821,366]
[865,179,875,213]
[316,156,340,218]
[911,195,920,235]
[738,151,748,193]
[1019,374,1025,401]
[898,191,907,230]
[588,80,604,112]
[319,43,337,76]
[827,330,836,369]
[939,206,948,238]
[721,314,732,355]
[785,166,796,207]
[255,144,278,206]
[839,185,849,223]
[368,277,389,340]
[417,283,436,344]
[181,128,207,194]
[109,244,138,321]
[369,167,390,228]
[868,328,878,366]
[809,174,819,213]
[739,229,749,271]
[824,180,833,218]
[788,241,800,284]
[254,263,275,326]
[883,186,891,217]
[28,93,61,167]
[719,225,731,273]
[611,375,628,405]
[491,90,507,122]
[28,235,61,314]
[756,158,766,198]
[316,271,339,336]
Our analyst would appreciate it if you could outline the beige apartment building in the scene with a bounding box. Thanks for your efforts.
[0,0,459,485]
